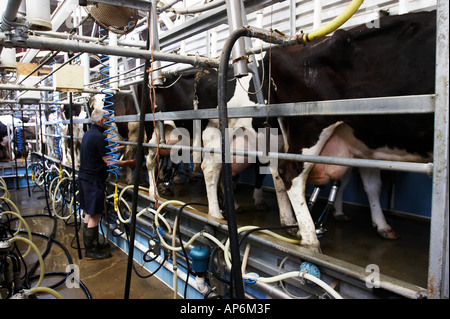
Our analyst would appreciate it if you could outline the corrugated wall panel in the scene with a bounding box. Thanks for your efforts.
[159,0,437,59]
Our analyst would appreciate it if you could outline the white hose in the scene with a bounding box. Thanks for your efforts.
[150,198,343,299]
[246,271,343,299]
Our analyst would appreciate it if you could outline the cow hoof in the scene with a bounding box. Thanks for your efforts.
[254,202,271,211]
[235,207,247,215]
[299,240,321,253]
[209,212,224,220]
[157,184,174,196]
[334,213,351,223]
[378,228,400,240]
[286,227,302,239]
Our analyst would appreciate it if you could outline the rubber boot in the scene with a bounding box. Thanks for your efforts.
[82,223,110,250]
[83,226,112,260]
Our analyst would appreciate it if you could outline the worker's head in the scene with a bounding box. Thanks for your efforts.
[91,108,108,127]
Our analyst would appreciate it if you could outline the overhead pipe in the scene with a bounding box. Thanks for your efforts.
[0,0,23,32]
[171,0,226,14]
[4,34,220,68]
[0,84,132,96]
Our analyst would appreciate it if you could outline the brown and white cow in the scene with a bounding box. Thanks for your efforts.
[145,69,277,216]
[263,11,436,250]
[88,92,144,184]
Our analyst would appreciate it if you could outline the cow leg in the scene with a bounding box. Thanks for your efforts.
[269,161,297,229]
[253,162,270,211]
[359,167,399,240]
[333,167,352,222]
[202,158,223,219]
[230,129,254,214]
[124,122,139,185]
[201,125,224,219]
[286,166,321,250]
[359,167,399,239]
[146,129,160,198]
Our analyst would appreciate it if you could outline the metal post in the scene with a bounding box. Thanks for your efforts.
[150,0,163,86]
[225,0,248,77]
[428,0,449,299]
[69,93,83,260]
[20,108,31,197]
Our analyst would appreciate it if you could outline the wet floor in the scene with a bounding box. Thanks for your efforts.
[4,185,174,299]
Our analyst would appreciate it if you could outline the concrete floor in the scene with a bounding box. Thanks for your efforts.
[4,186,174,299]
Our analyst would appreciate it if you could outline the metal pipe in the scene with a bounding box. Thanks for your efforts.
[39,131,433,176]
[20,108,31,197]
[31,30,146,49]
[428,0,449,299]
[150,0,163,86]
[0,84,132,95]
[6,35,220,68]
[0,0,23,31]
[225,0,248,77]
[68,93,82,260]
[172,0,225,14]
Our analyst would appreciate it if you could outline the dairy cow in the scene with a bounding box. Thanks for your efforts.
[264,11,436,249]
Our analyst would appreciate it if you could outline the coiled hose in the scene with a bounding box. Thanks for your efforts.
[99,27,120,212]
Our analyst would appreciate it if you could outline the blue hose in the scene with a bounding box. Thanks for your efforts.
[99,28,120,182]
[16,126,23,154]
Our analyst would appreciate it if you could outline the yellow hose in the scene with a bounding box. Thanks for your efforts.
[27,286,63,299]
[303,0,364,42]
[10,236,45,288]
[0,196,21,216]
[2,211,33,257]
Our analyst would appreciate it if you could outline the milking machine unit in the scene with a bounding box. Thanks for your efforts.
[308,180,342,237]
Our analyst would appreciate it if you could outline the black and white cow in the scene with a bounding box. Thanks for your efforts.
[264,11,436,250]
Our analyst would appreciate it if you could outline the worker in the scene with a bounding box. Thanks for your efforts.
[78,108,135,260]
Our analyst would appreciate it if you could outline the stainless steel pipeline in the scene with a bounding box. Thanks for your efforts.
[171,0,226,14]
[0,0,23,32]
[0,84,132,95]
[5,35,220,68]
